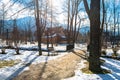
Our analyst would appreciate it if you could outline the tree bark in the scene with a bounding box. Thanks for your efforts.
[100,0,105,50]
[35,0,42,55]
[89,0,101,72]
[83,0,90,19]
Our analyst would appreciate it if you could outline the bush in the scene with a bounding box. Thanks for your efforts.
[101,50,106,56]
[1,48,6,54]
[66,44,74,50]
[112,47,119,57]
[15,48,20,55]
[100,59,105,65]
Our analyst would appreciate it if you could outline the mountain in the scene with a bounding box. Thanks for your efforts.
[5,17,90,34]
[80,26,90,34]
[5,16,35,31]
[6,16,58,30]
[17,16,36,31]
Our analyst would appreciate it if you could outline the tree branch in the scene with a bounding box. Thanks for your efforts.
[83,0,90,19]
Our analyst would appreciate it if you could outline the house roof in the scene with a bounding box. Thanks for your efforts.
[43,26,66,38]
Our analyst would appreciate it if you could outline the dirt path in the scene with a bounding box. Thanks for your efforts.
[13,50,85,80]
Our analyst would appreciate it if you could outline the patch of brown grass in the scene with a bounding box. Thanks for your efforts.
[81,61,111,74]
[81,61,93,74]
[13,50,84,80]
[0,60,16,68]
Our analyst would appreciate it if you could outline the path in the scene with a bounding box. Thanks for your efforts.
[13,50,84,80]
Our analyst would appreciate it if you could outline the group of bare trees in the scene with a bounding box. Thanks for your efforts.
[34,0,59,55]
[63,0,83,50]
[101,0,120,48]
[0,2,6,40]
[0,0,35,54]
[0,0,57,55]
[62,0,103,72]
[0,0,120,72]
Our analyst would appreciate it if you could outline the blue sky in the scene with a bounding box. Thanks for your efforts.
[1,0,120,27]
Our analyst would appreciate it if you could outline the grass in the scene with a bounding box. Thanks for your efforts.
[13,50,83,80]
[81,61,93,74]
[81,67,93,74]
[81,61,111,74]
[101,50,106,56]
[100,59,105,65]
[81,66,111,74]
[0,60,16,68]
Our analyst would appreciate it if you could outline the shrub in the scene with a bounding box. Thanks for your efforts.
[1,48,6,54]
[101,50,106,56]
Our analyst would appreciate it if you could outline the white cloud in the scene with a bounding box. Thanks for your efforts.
[0,0,90,27]
[50,0,90,26]
[47,0,65,24]
[0,0,33,20]
[79,11,90,26]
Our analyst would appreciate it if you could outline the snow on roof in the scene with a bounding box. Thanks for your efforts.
[42,33,57,38]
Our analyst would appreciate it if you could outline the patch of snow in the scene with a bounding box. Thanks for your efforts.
[0,44,69,80]
[75,43,87,51]
[116,50,120,57]
[105,49,114,56]
[63,60,102,80]
[54,44,66,51]
[1,43,120,80]
[64,57,120,80]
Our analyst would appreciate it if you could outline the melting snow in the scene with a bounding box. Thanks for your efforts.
[0,43,68,80]
[1,43,120,80]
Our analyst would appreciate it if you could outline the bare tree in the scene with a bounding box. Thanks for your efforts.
[83,0,101,72]
[113,0,116,47]
[12,19,20,54]
[117,12,120,42]
[0,3,6,40]
[65,0,82,50]
[34,0,49,55]
[50,0,53,48]
[100,0,106,49]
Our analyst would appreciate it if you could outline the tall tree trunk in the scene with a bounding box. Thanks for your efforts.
[35,0,42,55]
[100,0,105,49]
[67,0,70,45]
[113,0,116,47]
[51,0,53,48]
[89,0,101,72]
[38,37,42,55]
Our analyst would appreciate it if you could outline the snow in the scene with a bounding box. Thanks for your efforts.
[54,44,66,51]
[105,49,114,56]
[64,57,120,80]
[75,43,87,51]
[116,50,120,57]
[0,43,68,80]
[63,44,120,80]
[1,43,120,80]
[63,60,102,80]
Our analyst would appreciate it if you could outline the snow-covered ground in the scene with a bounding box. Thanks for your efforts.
[64,57,120,80]
[1,43,120,80]
[0,43,68,80]
[116,50,120,57]
[105,49,114,56]
[75,43,87,51]
[103,48,120,58]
